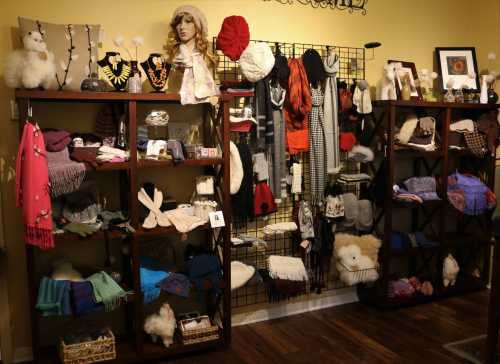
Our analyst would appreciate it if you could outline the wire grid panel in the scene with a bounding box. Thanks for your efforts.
[214,39,365,308]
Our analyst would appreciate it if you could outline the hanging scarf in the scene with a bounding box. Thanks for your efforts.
[140,267,169,304]
[254,75,274,149]
[174,44,219,105]
[269,82,287,201]
[16,122,54,249]
[323,52,341,174]
[309,87,327,207]
[87,271,127,312]
[284,58,312,154]
[71,281,104,316]
[35,277,72,316]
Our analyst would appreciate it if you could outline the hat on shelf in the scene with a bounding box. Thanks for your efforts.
[239,42,275,83]
[216,16,250,61]
[340,132,356,152]
[171,5,208,37]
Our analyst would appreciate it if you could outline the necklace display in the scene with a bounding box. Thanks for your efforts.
[141,54,170,92]
[97,52,131,91]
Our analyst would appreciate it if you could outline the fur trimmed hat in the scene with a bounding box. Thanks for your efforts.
[216,16,250,61]
[230,141,243,194]
[239,42,275,83]
[171,5,208,37]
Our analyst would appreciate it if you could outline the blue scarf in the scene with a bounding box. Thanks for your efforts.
[140,267,168,304]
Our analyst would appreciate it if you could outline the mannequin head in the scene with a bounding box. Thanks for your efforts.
[165,5,217,68]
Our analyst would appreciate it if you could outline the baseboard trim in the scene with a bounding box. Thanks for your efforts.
[231,287,358,327]
[13,347,32,363]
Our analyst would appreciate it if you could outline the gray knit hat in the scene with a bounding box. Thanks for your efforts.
[341,193,358,227]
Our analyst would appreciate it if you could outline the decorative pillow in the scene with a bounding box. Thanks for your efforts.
[18,17,101,91]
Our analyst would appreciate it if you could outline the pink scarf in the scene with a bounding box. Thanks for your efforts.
[16,122,54,249]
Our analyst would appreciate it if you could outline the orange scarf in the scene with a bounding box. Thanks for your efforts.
[284,58,311,154]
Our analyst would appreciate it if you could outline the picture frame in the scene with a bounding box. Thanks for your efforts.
[388,60,422,100]
[435,47,480,92]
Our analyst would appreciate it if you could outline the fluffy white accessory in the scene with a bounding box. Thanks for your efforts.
[4,31,56,89]
[397,114,418,144]
[268,255,308,281]
[443,254,459,287]
[144,303,176,348]
[378,63,397,100]
[230,141,243,194]
[263,222,298,235]
[336,245,378,286]
[239,42,275,83]
[348,145,374,162]
[231,261,255,290]
[52,261,84,282]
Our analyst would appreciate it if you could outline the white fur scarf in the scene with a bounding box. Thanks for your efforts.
[268,255,308,281]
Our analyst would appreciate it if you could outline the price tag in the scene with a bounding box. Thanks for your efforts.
[209,211,225,228]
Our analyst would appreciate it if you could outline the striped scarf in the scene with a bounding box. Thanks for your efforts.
[284,58,312,154]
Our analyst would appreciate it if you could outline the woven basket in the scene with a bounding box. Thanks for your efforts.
[179,316,220,345]
[59,330,116,364]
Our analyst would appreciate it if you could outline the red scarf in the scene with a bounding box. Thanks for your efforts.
[284,58,311,154]
[16,122,54,249]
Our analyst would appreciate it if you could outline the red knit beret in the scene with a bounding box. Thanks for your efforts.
[216,16,250,61]
[340,132,357,152]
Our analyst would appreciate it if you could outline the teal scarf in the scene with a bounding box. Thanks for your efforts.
[87,271,126,311]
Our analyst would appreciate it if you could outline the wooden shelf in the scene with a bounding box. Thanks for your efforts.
[373,99,500,109]
[54,230,128,243]
[135,223,211,238]
[394,147,443,158]
[90,161,131,171]
[138,158,222,168]
[15,89,248,102]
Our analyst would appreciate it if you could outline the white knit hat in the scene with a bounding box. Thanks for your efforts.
[171,5,208,37]
[239,42,275,83]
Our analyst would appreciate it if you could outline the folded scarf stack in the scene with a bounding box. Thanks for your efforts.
[47,148,86,198]
[158,272,191,298]
[87,271,127,311]
[97,146,129,163]
[140,267,169,304]
[71,281,104,315]
[36,277,72,316]
[263,256,308,303]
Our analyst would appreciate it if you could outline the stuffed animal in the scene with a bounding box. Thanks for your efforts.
[443,254,459,287]
[144,303,176,347]
[51,261,84,282]
[334,233,381,286]
[4,31,55,89]
[378,63,398,100]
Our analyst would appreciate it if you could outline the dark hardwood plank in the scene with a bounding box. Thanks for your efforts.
[158,291,489,364]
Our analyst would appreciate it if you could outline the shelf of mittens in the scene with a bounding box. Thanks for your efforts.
[372,100,500,110]
[137,158,223,169]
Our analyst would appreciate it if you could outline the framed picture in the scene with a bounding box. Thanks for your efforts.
[435,47,480,91]
[388,60,422,100]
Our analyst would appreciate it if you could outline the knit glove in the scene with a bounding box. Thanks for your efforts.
[63,222,99,237]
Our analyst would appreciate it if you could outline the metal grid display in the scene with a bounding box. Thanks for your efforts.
[212,39,366,308]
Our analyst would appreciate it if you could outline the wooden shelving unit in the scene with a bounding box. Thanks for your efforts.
[15,90,233,363]
[361,100,499,308]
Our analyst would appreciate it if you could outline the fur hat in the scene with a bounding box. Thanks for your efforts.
[230,141,243,194]
[348,145,374,162]
[171,5,208,37]
[216,16,250,61]
[231,261,255,290]
[340,132,356,152]
[239,42,275,83]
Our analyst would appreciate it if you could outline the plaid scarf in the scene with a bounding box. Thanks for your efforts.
[87,271,126,311]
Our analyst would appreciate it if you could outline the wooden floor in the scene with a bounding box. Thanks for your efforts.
[164,291,490,364]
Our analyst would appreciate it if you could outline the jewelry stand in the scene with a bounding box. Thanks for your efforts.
[141,53,170,93]
[97,51,131,91]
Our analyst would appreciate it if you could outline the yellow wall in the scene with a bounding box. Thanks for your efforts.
[0,0,499,355]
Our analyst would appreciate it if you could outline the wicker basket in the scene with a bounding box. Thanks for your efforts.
[179,316,220,345]
[59,330,116,364]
